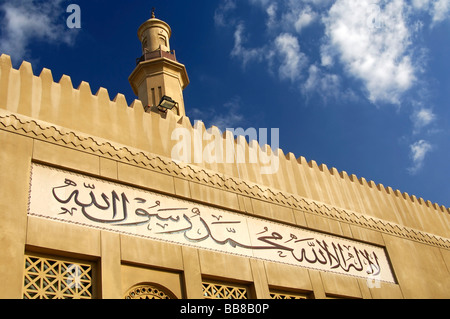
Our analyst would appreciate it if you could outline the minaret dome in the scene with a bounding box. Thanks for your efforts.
[138,9,172,54]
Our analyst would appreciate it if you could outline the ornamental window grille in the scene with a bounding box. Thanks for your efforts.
[124,284,175,299]
[270,289,310,299]
[202,281,248,299]
[23,253,93,299]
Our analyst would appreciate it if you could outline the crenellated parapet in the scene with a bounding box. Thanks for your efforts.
[0,53,448,241]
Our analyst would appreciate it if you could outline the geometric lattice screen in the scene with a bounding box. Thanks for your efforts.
[23,254,93,299]
[202,281,248,299]
[270,290,309,299]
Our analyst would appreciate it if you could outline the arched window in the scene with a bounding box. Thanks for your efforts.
[158,35,167,48]
[124,283,176,299]
[142,38,148,54]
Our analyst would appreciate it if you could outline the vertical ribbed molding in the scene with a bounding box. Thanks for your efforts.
[0,54,12,110]
[328,167,348,210]
[375,183,396,223]
[292,155,449,235]
[57,74,75,128]
[402,192,426,232]
[108,93,129,142]
[435,204,449,238]
[76,81,95,133]
[260,144,281,192]
[365,180,385,220]
[95,87,111,108]
[204,125,227,175]
[234,133,251,182]
[356,177,380,220]
[409,194,432,234]
[239,136,256,184]
[113,93,128,109]
[29,66,43,119]
[37,67,55,121]
[275,150,295,195]
[395,190,417,230]
[273,148,296,206]
[424,198,448,238]
[373,181,397,224]
[250,141,269,196]
[405,191,428,231]
[428,201,450,238]
[17,61,34,116]
[192,120,206,169]
[163,108,183,158]
[338,171,363,213]
[383,187,406,226]
[172,114,191,172]
[316,164,332,205]
[93,87,115,138]
[305,159,325,203]
[283,153,300,196]
[222,129,240,178]
[127,98,145,149]
[95,87,112,122]
[319,163,343,209]
[347,174,370,217]
[295,156,314,200]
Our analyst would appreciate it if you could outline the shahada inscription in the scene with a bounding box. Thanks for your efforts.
[28,163,396,284]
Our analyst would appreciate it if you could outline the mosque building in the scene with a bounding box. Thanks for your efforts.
[0,11,448,299]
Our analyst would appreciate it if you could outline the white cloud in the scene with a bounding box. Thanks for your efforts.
[412,0,431,9]
[320,42,335,67]
[408,140,433,174]
[431,0,450,24]
[214,0,237,27]
[275,1,321,34]
[189,96,245,132]
[274,33,307,82]
[211,97,246,130]
[0,0,77,64]
[266,3,278,29]
[231,23,267,68]
[248,0,273,7]
[303,64,339,97]
[322,0,417,105]
[304,0,334,6]
[411,108,436,133]
[230,23,307,81]
[228,0,421,104]
[302,64,358,103]
[411,0,450,25]
[245,0,321,34]
[219,0,449,107]
[293,6,318,33]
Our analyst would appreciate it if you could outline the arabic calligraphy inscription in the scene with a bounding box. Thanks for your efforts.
[28,164,396,283]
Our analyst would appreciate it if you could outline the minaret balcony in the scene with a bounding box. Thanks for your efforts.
[136,48,177,65]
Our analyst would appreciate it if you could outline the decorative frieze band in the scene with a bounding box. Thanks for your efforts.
[1,110,449,250]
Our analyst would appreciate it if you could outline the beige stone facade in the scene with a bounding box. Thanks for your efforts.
[0,14,449,300]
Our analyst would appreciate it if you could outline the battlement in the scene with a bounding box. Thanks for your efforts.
[0,54,448,239]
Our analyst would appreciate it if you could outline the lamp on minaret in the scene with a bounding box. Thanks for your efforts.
[129,9,189,116]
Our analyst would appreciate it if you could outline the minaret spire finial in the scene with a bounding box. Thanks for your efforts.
[151,7,155,19]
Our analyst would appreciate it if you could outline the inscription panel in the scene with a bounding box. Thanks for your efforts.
[28,164,396,283]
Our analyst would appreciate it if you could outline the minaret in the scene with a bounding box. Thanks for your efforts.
[129,9,189,116]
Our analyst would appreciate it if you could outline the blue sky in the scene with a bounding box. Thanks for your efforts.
[1,0,449,208]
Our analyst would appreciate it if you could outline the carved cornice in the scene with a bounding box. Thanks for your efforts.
[1,110,449,250]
